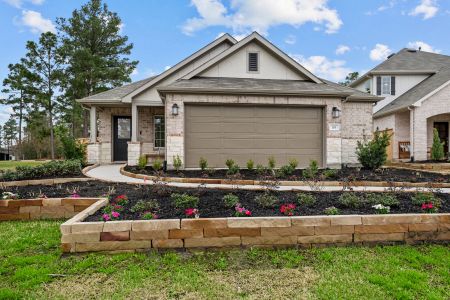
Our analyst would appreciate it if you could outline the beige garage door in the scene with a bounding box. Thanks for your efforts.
[185,104,323,168]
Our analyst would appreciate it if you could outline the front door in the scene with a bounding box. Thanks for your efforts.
[113,116,131,161]
[434,122,449,155]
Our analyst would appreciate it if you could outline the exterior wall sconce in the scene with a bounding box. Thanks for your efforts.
[171,103,179,116]
[332,107,341,118]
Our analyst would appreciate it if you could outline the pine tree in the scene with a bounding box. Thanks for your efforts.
[431,128,445,161]
[57,0,138,137]
[3,117,17,157]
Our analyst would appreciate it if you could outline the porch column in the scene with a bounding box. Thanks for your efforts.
[89,106,97,143]
[131,103,138,142]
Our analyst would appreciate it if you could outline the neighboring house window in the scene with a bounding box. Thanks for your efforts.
[382,76,391,95]
[248,52,259,72]
[154,115,165,148]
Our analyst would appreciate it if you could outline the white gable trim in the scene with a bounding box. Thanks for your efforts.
[181,32,322,83]
[412,79,450,107]
[122,34,237,103]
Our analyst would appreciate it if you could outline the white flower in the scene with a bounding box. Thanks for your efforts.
[372,204,390,213]
[2,192,18,200]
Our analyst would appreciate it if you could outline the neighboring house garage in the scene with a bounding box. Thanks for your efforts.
[184,104,323,168]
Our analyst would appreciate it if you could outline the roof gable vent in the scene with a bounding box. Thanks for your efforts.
[387,53,395,59]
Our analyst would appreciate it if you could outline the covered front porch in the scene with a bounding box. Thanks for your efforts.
[86,104,165,165]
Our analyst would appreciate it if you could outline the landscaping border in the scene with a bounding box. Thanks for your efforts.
[60,198,450,253]
[0,197,104,221]
[120,166,450,188]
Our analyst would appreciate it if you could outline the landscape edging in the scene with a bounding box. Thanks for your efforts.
[119,166,450,188]
[60,199,450,253]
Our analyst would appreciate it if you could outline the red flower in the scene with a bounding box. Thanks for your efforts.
[280,203,296,216]
[245,210,252,216]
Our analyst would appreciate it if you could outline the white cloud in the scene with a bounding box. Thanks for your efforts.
[164,66,171,71]
[285,35,296,45]
[118,23,125,34]
[3,0,44,8]
[370,44,392,61]
[409,0,438,19]
[19,10,55,34]
[335,45,350,55]
[183,0,342,35]
[407,41,441,53]
[0,105,14,125]
[291,54,352,81]
[131,69,139,76]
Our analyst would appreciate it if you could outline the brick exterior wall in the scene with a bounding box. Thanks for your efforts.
[165,93,373,168]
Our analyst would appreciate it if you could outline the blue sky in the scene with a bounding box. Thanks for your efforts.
[1,0,450,124]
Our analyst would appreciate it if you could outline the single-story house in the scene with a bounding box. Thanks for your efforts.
[350,48,450,161]
[78,32,381,169]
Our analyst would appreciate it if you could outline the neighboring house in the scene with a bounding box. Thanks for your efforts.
[351,49,450,161]
[78,32,380,169]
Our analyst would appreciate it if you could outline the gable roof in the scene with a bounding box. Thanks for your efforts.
[158,77,382,101]
[350,48,450,87]
[77,33,237,104]
[181,32,322,83]
[374,66,450,118]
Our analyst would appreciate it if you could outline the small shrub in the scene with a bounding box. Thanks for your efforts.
[411,192,441,208]
[141,211,158,220]
[152,158,163,171]
[323,169,338,179]
[356,131,391,170]
[114,194,128,206]
[303,160,319,179]
[225,159,235,170]
[137,155,147,170]
[268,156,276,170]
[256,164,267,175]
[338,193,362,208]
[278,164,295,177]
[235,203,251,217]
[324,206,340,215]
[60,136,86,161]
[246,159,254,171]
[288,158,298,169]
[296,193,316,206]
[173,155,182,171]
[227,164,240,175]
[280,203,296,216]
[223,193,239,208]
[199,157,208,171]
[254,192,278,208]
[130,199,159,213]
[171,193,199,209]
[431,128,445,161]
[372,204,390,214]
[0,159,83,181]
[365,193,399,207]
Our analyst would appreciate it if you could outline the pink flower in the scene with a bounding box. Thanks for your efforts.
[280,203,296,216]
[111,211,120,218]
[102,214,110,221]
[71,193,80,198]
[245,210,252,216]
[185,208,199,217]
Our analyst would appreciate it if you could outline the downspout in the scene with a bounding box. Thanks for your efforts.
[408,106,414,162]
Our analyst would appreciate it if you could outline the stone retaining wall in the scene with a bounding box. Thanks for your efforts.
[0,177,91,188]
[61,206,450,253]
[0,198,102,221]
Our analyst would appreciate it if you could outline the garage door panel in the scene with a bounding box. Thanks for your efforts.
[185,105,323,168]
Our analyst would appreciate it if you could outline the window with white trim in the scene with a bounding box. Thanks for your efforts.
[248,52,259,72]
[381,76,391,95]
[154,115,165,148]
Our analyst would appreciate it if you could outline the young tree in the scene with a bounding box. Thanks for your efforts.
[431,128,445,161]
[57,0,138,137]
[22,32,64,159]
[1,63,35,150]
[3,117,18,157]
[339,72,359,86]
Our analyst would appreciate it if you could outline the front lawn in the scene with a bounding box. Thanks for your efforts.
[1,220,449,299]
[0,160,47,171]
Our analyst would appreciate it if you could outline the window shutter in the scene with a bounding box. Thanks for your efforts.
[248,53,258,72]
[376,76,381,95]
[391,76,396,95]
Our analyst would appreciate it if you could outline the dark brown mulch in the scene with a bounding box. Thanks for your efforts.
[124,166,450,183]
[1,181,448,221]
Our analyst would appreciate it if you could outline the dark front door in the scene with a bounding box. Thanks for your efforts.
[113,116,131,161]
[434,122,449,155]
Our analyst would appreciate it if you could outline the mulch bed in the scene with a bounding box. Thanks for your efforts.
[1,181,448,221]
[124,166,450,183]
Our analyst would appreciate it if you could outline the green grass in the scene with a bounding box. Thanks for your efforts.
[0,220,449,299]
[0,160,47,171]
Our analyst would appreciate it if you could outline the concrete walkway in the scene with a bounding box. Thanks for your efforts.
[86,164,450,192]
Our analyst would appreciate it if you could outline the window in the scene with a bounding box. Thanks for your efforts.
[154,115,165,148]
[381,76,391,95]
[248,52,259,72]
[117,118,131,139]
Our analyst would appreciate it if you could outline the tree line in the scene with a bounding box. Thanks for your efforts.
[0,0,137,160]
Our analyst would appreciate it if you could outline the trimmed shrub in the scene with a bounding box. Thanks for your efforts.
[246,159,254,171]
[254,192,278,208]
[227,164,240,175]
[0,159,83,181]
[171,193,199,209]
[152,158,163,171]
[60,136,86,161]
[173,155,182,171]
[356,131,391,170]
[324,206,340,215]
[199,157,208,171]
[223,193,239,208]
[303,160,319,179]
[338,193,362,208]
[323,169,338,179]
[268,156,276,170]
[225,159,235,170]
[365,193,399,207]
[288,158,298,169]
[130,199,159,213]
[431,128,445,161]
[411,192,442,208]
[137,155,147,170]
[297,193,317,206]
